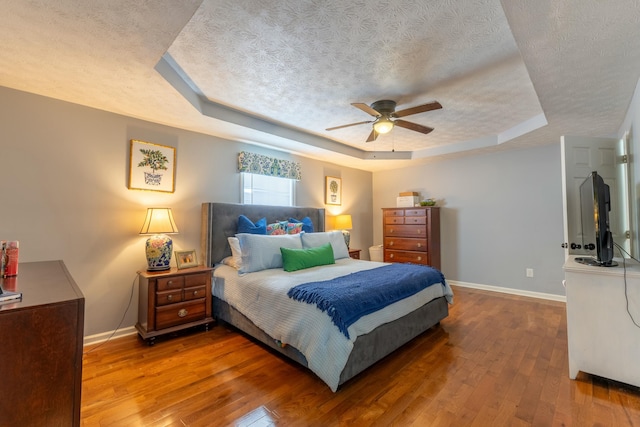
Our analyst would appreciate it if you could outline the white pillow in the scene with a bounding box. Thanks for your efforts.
[237,233,303,274]
[300,231,349,259]
[225,237,242,269]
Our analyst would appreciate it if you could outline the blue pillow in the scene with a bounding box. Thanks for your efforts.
[289,216,314,233]
[237,215,267,234]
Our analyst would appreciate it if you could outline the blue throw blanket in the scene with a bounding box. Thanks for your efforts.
[287,263,446,339]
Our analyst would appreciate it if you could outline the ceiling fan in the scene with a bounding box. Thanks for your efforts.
[326,99,442,142]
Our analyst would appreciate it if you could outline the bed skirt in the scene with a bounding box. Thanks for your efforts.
[213,295,448,387]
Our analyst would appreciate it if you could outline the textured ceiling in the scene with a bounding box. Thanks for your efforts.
[1,0,640,171]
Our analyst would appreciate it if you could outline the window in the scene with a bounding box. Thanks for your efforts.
[242,173,295,206]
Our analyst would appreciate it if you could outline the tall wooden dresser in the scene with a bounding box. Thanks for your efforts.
[0,261,85,427]
[382,207,441,270]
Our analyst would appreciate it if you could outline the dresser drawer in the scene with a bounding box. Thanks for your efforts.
[384,216,405,224]
[384,250,429,265]
[184,285,206,301]
[384,209,406,217]
[403,216,426,225]
[384,237,428,251]
[156,289,183,306]
[155,300,206,329]
[384,224,427,237]
[157,276,184,291]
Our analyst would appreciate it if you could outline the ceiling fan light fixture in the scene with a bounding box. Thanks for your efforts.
[373,117,394,134]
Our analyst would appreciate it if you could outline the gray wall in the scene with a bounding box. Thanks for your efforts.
[0,86,373,338]
[373,143,567,295]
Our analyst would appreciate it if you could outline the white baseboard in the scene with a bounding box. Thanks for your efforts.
[83,326,137,347]
[448,280,566,303]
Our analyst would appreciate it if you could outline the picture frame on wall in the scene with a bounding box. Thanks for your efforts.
[325,176,342,205]
[175,249,198,269]
[128,139,176,193]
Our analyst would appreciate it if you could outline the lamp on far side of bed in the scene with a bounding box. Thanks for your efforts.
[334,214,353,249]
[139,207,179,271]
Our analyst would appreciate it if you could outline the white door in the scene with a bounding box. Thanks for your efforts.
[561,135,629,259]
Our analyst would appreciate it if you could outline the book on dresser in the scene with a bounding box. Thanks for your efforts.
[382,206,441,270]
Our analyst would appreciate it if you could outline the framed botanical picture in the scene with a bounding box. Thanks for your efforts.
[175,249,198,269]
[325,176,342,205]
[129,139,176,193]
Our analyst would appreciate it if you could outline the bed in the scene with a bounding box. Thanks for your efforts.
[201,202,452,391]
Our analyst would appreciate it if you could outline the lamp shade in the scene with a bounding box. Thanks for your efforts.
[139,208,178,235]
[140,208,178,271]
[334,214,352,230]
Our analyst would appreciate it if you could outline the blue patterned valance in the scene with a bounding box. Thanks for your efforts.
[238,151,301,180]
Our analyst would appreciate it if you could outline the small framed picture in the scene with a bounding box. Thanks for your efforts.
[175,249,198,269]
[325,176,342,205]
[129,139,176,193]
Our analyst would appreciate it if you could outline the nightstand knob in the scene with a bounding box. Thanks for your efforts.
[167,294,173,301]
[178,309,188,318]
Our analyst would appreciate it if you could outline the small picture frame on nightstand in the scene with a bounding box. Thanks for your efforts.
[175,249,198,269]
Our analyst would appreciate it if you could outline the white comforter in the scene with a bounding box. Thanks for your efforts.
[213,258,453,391]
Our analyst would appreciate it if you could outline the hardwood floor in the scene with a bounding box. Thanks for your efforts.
[81,286,640,426]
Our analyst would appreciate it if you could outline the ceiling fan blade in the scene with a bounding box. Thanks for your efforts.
[352,102,381,117]
[394,101,442,118]
[326,120,372,131]
[394,119,434,134]
[366,129,378,142]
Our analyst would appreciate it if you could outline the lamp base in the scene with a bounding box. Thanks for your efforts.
[146,234,173,271]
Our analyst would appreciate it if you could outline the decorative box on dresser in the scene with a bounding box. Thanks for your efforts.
[0,261,84,427]
[136,265,213,345]
[382,207,441,270]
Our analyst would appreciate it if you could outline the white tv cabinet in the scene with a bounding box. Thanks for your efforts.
[564,256,640,387]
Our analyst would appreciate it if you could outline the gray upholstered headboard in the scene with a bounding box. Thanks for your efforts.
[201,202,326,267]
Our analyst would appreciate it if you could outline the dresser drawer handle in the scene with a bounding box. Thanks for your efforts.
[417,243,422,248]
[192,290,199,296]
[416,229,421,234]
[167,294,173,301]
[178,309,188,318]
[389,229,394,233]
[417,256,422,261]
[389,254,394,258]
[389,241,394,246]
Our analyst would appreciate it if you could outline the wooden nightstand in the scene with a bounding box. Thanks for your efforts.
[348,249,361,259]
[136,265,213,345]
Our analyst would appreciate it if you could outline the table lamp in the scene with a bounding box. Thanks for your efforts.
[334,214,353,249]
[139,207,178,271]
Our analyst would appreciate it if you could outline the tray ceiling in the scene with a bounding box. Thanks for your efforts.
[1,0,640,171]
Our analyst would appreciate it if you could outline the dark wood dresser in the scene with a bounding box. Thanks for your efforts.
[382,207,441,270]
[0,260,85,427]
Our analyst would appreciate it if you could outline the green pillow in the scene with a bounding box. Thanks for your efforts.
[280,243,335,272]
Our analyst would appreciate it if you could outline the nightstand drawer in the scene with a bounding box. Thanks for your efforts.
[184,285,206,301]
[156,290,183,306]
[157,276,184,291]
[184,273,208,287]
[156,300,206,329]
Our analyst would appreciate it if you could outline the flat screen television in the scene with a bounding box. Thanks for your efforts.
[576,171,617,267]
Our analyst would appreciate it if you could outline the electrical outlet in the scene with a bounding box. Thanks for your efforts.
[526,268,534,278]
